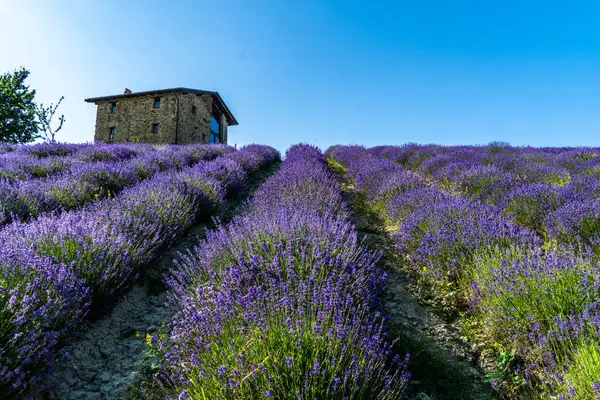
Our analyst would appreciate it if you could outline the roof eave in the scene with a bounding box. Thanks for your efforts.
[212,92,239,126]
[84,87,238,126]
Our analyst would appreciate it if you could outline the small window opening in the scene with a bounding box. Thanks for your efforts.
[152,123,159,134]
[111,102,116,114]
[192,105,197,114]
[154,97,161,109]
[109,127,115,141]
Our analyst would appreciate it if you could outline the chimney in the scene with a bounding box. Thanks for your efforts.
[124,88,132,95]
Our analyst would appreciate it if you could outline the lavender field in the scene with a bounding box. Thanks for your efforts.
[328,144,600,399]
[0,141,599,399]
[0,142,280,398]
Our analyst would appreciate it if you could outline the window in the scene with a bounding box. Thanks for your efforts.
[154,97,161,109]
[109,127,115,141]
[152,123,159,134]
[202,133,206,142]
[192,105,197,114]
[210,115,220,144]
[210,115,220,133]
[111,102,116,114]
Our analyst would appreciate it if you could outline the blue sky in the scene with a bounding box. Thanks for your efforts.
[2,0,600,151]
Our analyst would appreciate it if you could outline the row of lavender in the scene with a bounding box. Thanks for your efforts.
[0,143,237,226]
[147,145,410,399]
[328,144,600,398]
[0,143,157,181]
[0,142,96,157]
[0,143,279,396]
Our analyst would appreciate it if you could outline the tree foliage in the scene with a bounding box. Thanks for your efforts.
[0,67,39,144]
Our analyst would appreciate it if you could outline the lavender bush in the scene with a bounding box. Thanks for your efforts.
[17,142,87,158]
[0,143,17,154]
[0,143,278,394]
[0,145,232,227]
[500,183,564,235]
[329,144,600,398]
[0,154,71,182]
[0,248,90,393]
[157,144,410,399]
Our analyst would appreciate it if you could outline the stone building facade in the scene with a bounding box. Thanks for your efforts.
[85,88,238,145]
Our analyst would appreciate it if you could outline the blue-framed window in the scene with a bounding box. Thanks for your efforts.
[111,102,116,113]
[109,127,115,141]
[152,123,159,134]
[210,115,220,144]
[154,97,161,109]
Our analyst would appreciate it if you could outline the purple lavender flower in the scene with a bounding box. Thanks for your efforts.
[0,143,277,394]
[159,144,410,399]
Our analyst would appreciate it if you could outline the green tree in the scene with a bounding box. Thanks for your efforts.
[0,67,39,143]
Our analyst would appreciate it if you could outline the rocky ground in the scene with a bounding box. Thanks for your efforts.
[41,284,171,400]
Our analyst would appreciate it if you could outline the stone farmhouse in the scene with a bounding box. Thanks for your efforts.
[85,88,238,145]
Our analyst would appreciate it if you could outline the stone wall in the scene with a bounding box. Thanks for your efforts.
[93,94,178,144]
[176,93,212,144]
[92,92,229,145]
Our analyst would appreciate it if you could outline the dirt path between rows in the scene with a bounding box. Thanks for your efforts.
[38,164,279,400]
[341,186,496,400]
